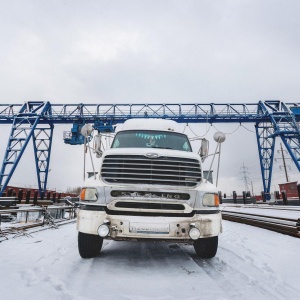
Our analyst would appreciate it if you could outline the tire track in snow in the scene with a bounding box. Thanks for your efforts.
[182,244,299,300]
[181,244,244,299]
[65,240,227,300]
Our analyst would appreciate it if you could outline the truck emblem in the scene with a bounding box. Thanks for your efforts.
[145,153,159,158]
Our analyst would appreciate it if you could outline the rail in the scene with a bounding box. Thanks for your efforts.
[222,208,300,238]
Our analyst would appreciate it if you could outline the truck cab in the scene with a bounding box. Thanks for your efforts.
[76,119,222,258]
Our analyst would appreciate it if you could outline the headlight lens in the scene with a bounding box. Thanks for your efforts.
[203,193,219,207]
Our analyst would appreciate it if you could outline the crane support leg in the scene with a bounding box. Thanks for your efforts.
[255,122,276,200]
[0,101,51,196]
[32,125,54,196]
[0,116,40,196]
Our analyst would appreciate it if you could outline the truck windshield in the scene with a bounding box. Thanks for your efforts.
[111,130,192,152]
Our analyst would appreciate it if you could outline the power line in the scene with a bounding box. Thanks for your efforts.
[275,143,292,182]
[240,162,251,192]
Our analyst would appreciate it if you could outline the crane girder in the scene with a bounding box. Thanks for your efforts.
[0,100,299,197]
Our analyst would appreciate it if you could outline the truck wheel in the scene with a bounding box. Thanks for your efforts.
[78,232,103,258]
[193,236,218,258]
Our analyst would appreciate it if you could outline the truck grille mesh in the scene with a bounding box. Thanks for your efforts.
[115,202,185,210]
[101,155,201,187]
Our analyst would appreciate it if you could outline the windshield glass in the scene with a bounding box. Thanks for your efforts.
[111,130,192,152]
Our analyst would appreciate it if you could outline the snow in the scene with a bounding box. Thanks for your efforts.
[117,119,181,133]
[1,221,300,300]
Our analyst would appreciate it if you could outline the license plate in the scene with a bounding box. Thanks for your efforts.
[129,222,169,234]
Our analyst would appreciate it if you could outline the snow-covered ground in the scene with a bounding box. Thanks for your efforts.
[1,221,300,300]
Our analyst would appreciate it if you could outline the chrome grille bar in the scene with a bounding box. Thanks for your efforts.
[102,164,200,170]
[102,172,200,179]
[102,167,200,173]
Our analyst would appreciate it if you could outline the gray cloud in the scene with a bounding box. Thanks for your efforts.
[0,0,299,194]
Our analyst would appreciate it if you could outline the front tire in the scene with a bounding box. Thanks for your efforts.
[78,232,103,258]
[193,236,218,258]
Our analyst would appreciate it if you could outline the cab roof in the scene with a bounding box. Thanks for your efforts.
[116,118,182,133]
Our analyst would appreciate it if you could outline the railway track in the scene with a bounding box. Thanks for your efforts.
[2,203,300,239]
[222,206,300,237]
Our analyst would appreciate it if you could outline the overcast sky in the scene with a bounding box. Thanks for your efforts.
[0,0,299,195]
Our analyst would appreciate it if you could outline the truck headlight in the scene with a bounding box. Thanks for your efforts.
[98,224,110,237]
[80,188,98,201]
[202,193,219,207]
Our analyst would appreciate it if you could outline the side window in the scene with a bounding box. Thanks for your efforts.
[183,141,190,151]
[113,138,120,148]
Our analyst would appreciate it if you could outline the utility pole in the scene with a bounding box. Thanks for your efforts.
[277,143,290,182]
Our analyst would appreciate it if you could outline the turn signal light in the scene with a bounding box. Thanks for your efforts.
[214,194,219,206]
[203,193,219,207]
[80,188,86,201]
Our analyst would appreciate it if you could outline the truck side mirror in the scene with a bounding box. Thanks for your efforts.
[199,138,209,162]
[81,124,93,137]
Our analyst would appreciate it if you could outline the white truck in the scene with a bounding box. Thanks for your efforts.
[76,119,222,258]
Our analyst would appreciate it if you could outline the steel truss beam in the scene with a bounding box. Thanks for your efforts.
[255,101,300,199]
[261,101,300,171]
[269,102,300,171]
[0,100,299,197]
[0,103,270,124]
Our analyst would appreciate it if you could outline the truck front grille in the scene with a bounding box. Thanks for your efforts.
[101,155,201,187]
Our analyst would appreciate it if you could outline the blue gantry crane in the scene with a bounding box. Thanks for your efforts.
[0,100,299,199]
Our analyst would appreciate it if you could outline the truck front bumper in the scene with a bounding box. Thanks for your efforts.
[76,208,222,242]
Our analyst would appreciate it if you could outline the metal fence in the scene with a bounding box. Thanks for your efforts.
[0,205,77,240]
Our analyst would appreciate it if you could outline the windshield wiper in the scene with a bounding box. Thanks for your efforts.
[150,146,173,149]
